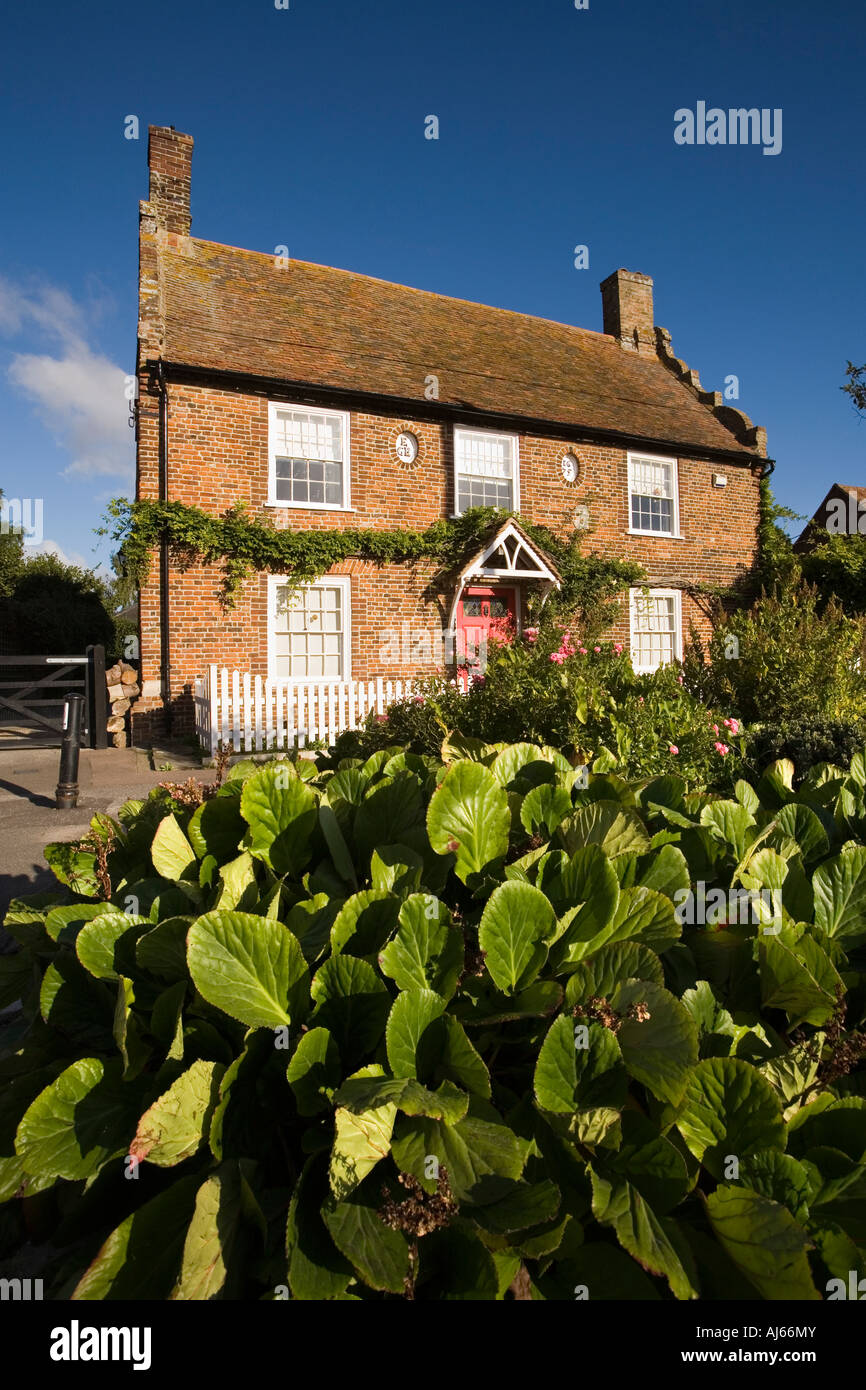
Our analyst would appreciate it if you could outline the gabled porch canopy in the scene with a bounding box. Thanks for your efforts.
[446,519,562,632]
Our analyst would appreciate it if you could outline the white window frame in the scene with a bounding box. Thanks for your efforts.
[629,587,682,673]
[267,574,352,683]
[267,401,352,511]
[453,427,520,516]
[627,451,680,538]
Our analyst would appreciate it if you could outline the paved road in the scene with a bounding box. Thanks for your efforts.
[0,745,204,927]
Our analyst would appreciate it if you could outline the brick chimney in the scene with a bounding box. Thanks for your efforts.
[600,269,655,356]
[147,126,193,235]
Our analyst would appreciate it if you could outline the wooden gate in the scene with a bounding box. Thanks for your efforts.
[0,646,107,750]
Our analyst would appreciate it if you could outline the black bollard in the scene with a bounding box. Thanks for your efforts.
[56,693,85,810]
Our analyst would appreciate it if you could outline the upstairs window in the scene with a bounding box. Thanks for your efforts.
[630,588,682,672]
[269,403,350,509]
[269,577,350,681]
[454,429,519,513]
[628,453,679,536]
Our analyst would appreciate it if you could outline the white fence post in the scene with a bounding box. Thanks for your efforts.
[197,672,427,754]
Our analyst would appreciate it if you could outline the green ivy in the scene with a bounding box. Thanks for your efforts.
[102,498,643,620]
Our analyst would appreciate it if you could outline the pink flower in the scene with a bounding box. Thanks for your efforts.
[375,714,389,724]
[714,741,729,755]
[677,675,684,685]
[593,646,601,653]
[414,696,425,705]
[723,717,740,735]
[524,626,539,644]
[613,643,623,654]
[638,696,644,704]
[669,745,679,755]
[712,724,719,734]
[550,651,565,664]
[578,647,588,656]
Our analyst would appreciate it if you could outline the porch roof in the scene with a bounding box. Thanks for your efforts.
[453,519,562,589]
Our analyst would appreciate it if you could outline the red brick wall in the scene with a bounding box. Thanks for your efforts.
[132,379,761,741]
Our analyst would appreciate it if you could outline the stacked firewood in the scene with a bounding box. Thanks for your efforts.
[105,660,140,748]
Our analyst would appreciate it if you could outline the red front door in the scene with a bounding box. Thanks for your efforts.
[455,586,517,687]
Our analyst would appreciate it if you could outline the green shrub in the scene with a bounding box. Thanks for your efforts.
[2,742,865,1301]
[683,585,866,727]
[345,627,745,790]
[746,718,866,782]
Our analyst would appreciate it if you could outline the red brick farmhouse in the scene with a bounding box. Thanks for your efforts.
[132,126,771,751]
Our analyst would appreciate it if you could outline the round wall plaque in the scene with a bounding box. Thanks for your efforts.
[395,431,419,466]
[561,452,580,483]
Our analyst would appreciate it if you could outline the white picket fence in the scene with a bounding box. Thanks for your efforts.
[194,667,420,755]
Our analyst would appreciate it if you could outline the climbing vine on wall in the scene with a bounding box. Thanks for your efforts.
[101,497,643,632]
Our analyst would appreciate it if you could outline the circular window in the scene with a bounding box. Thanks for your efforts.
[561,452,580,484]
[395,431,419,467]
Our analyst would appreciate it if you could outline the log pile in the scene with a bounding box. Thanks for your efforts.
[105,660,139,748]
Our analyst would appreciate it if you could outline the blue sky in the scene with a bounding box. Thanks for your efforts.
[0,0,863,573]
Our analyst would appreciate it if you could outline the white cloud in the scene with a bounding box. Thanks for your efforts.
[0,278,134,482]
[24,538,113,583]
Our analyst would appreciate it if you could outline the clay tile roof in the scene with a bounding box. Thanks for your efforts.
[156,236,755,459]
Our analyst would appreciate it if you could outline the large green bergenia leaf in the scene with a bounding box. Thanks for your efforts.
[322,1189,410,1294]
[310,955,391,1062]
[151,814,198,880]
[564,941,664,1007]
[187,910,309,1029]
[287,1027,341,1116]
[705,1185,820,1300]
[478,880,553,994]
[559,801,651,859]
[130,1060,224,1168]
[386,988,446,1079]
[699,801,756,860]
[72,1176,201,1300]
[330,889,400,957]
[378,893,464,1000]
[330,1064,398,1199]
[590,1169,698,1300]
[675,1057,786,1179]
[521,784,572,838]
[534,1015,626,1116]
[813,847,866,945]
[16,1058,143,1182]
[240,763,318,876]
[597,1110,691,1215]
[612,980,698,1107]
[355,773,429,866]
[391,1101,527,1204]
[76,912,152,981]
[187,794,245,863]
[427,761,510,883]
[172,1162,253,1300]
[758,929,842,1028]
[334,1075,468,1124]
[286,1158,354,1300]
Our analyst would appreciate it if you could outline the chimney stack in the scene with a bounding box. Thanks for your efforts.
[600,269,655,356]
[147,126,193,235]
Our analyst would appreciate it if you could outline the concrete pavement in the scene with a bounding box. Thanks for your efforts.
[0,743,206,926]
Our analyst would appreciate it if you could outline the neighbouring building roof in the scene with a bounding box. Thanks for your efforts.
[152,236,760,461]
[794,483,866,552]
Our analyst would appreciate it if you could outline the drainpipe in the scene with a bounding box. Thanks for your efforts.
[157,360,172,734]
